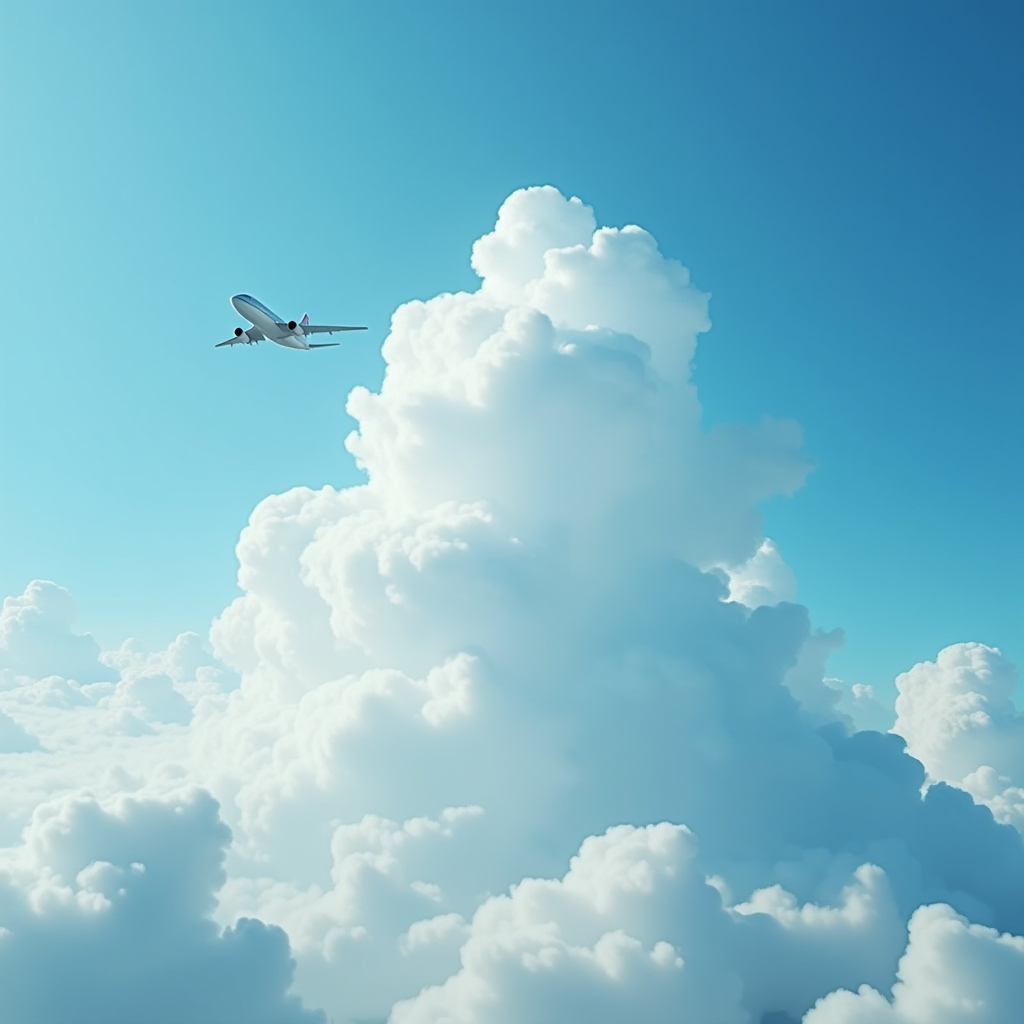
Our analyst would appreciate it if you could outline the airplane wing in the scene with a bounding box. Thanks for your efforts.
[215,327,264,347]
[306,325,367,334]
[276,323,368,335]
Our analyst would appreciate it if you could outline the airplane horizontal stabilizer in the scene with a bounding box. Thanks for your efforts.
[308,342,340,348]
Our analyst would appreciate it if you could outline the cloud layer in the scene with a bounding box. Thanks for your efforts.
[1,187,1020,1022]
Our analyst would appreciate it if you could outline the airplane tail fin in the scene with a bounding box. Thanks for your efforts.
[300,313,310,327]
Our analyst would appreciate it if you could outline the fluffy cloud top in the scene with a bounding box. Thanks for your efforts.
[0,791,322,1024]
[0,582,114,686]
[804,903,1024,1024]
[391,823,746,1024]
[0,187,1020,1023]
[892,643,1023,831]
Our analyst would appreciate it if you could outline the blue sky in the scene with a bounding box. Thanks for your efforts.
[1,0,1021,699]
[1,7,1023,1022]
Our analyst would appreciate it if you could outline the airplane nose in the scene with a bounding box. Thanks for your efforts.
[230,294,245,314]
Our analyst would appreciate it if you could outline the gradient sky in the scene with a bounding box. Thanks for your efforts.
[1,0,1021,702]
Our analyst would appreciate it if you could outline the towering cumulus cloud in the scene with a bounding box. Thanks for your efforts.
[1,188,1021,1022]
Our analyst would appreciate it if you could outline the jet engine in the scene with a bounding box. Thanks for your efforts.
[287,320,298,330]
[234,327,245,337]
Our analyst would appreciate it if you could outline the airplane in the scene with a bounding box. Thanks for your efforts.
[216,294,367,350]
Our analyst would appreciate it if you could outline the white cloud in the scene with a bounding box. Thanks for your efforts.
[723,538,798,609]
[892,643,1023,830]
[0,601,222,843]
[103,631,237,704]
[389,823,746,1024]
[392,823,913,1024]
[960,766,1024,835]
[0,791,322,1023]
[803,903,1024,1023]
[470,186,597,305]
[0,581,115,685]
[218,805,488,1023]
[780,625,846,723]
[731,863,906,1019]
[838,682,897,735]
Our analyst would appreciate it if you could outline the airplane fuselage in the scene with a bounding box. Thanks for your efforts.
[231,294,312,349]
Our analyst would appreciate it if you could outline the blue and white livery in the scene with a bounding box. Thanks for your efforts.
[217,294,366,350]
